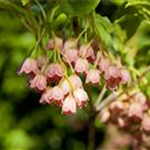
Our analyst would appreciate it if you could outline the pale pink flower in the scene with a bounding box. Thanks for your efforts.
[98,57,110,73]
[73,88,88,108]
[120,69,131,84]
[18,57,39,76]
[75,58,89,74]
[29,74,47,92]
[104,65,120,80]
[141,114,150,132]
[60,79,71,96]
[62,95,76,115]
[69,74,83,89]
[128,102,143,121]
[39,87,54,104]
[63,48,78,65]
[86,69,100,85]
[45,63,64,82]
[52,86,64,106]
[104,65,121,90]
[60,74,83,95]
[79,44,95,62]
[47,36,63,50]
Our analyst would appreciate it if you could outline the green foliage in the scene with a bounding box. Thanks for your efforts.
[59,0,100,16]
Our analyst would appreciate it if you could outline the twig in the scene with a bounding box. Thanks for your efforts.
[94,85,107,107]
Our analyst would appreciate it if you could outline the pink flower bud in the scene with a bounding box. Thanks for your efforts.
[62,95,76,115]
[47,37,63,50]
[101,109,110,123]
[63,38,77,53]
[52,86,64,106]
[120,69,130,84]
[75,58,89,74]
[45,63,64,82]
[86,69,100,85]
[79,44,95,62]
[39,87,54,104]
[73,88,88,108]
[37,55,48,69]
[118,117,126,127]
[141,114,150,133]
[29,74,47,92]
[18,57,39,76]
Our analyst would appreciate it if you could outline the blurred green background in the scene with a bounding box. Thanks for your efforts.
[1,0,150,150]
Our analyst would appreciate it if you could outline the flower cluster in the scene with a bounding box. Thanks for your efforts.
[101,91,150,149]
[18,35,130,115]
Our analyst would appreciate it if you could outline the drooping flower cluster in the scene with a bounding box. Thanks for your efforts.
[98,56,130,90]
[18,35,130,115]
[101,91,150,149]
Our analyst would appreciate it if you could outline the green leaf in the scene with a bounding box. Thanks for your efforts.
[58,0,100,15]
[21,0,29,6]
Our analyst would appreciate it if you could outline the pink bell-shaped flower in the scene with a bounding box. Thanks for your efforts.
[79,44,95,63]
[39,87,54,104]
[120,69,131,84]
[73,88,88,108]
[86,69,100,85]
[75,58,89,74]
[104,65,120,80]
[52,86,64,106]
[98,57,110,73]
[29,74,47,92]
[128,102,143,122]
[47,36,63,50]
[60,79,71,96]
[62,95,77,115]
[45,63,64,83]
[18,57,39,76]
[63,48,78,65]
[69,74,83,89]
[60,74,83,95]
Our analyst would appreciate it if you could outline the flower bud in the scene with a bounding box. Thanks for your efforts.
[47,36,63,50]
